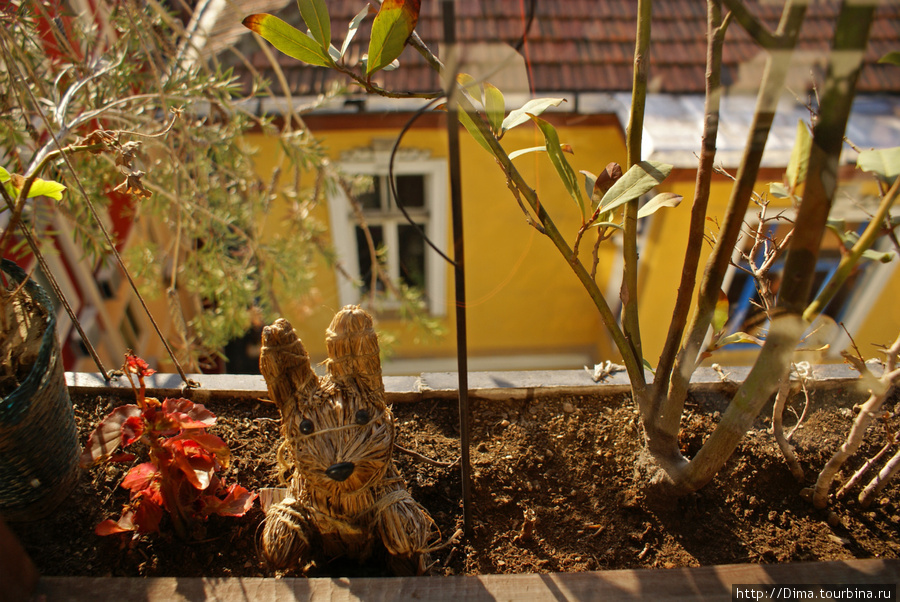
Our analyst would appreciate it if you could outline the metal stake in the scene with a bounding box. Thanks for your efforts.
[441,0,473,537]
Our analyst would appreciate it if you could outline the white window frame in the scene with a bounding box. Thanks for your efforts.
[328,145,448,316]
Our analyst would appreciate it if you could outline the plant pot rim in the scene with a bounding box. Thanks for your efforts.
[67,363,870,404]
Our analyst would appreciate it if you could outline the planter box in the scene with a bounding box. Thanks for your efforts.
[9,367,898,600]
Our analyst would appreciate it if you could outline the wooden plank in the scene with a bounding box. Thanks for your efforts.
[37,558,899,601]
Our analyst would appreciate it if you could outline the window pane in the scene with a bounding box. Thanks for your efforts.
[394,175,426,209]
[398,223,426,289]
[355,224,384,293]
[358,176,382,210]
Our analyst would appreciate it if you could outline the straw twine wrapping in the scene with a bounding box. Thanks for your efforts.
[258,306,441,573]
[0,260,79,522]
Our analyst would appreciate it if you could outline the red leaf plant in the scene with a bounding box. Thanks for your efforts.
[80,352,257,539]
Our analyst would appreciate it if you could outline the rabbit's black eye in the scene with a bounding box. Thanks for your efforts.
[355,409,371,425]
[299,419,314,435]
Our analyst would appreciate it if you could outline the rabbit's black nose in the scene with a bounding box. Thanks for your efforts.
[325,462,355,482]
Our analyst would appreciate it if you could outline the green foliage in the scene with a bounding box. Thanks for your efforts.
[1,166,66,201]
[529,115,585,217]
[596,161,674,214]
[242,14,335,67]
[340,6,370,59]
[878,50,900,66]
[857,146,900,186]
[786,120,812,190]
[482,83,506,135]
[297,0,331,49]
[501,98,567,135]
[367,0,420,76]
[637,192,683,219]
[0,4,335,367]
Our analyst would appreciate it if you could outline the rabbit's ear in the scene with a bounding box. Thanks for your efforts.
[260,318,320,409]
[324,305,385,408]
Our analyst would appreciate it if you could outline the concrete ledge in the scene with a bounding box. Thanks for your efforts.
[36,558,899,601]
[67,364,867,404]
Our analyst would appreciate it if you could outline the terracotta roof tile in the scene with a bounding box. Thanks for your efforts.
[219,0,900,96]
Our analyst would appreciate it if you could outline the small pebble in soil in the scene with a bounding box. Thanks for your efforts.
[827,511,840,528]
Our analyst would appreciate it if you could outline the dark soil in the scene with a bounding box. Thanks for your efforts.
[8,387,900,578]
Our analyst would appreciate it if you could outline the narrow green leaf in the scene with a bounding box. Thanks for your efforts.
[297,0,331,49]
[715,331,763,348]
[712,289,729,336]
[642,358,656,375]
[590,221,623,231]
[509,146,547,161]
[456,73,480,97]
[366,0,420,76]
[769,182,790,198]
[861,250,895,263]
[242,14,335,67]
[637,192,683,219]
[596,161,673,214]
[457,108,493,155]
[327,44,341,63]
[501,98,566,134]
[340,6,369,59]
[483,83,505,135]
[508,144,572,161]
[580,170,597,201]
[857,146,900,185]
[0,166,9,182]
[878,51,900,66]
[529,115,584,217]
[786,120,812,189]
[826,218,846,233]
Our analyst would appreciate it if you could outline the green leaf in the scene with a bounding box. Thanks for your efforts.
[456,73,480,97]
[769,182,790,198]
[340,6,369,59]
[857,146,900,185]
[580,170,597,201]
[243,14,335,67]
[2,170,66,201]
[483,83,505,135]
[457,107,493,155]
[501,98,566,134]
[26,177,66,201]
[529,115,584,217]
[861,250,895,263]
[637,192,683,219]
[508,143,572,161]
[508,146,547,161]
[712,289,729,336]
[715,331,763,348]
[596,161,673,214]
[366,0,420,76]
[878,51,900,66]
[590,221,623,231]
[642,358,656,375]
[297,0,331,49]
[786,120,812,189]
[327,44,341,63]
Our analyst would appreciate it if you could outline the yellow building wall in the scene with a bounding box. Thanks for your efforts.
[250,114,900,374]
[249,114,626,371]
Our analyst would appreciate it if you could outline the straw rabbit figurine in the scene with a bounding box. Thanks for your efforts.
[258,305,440,575]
